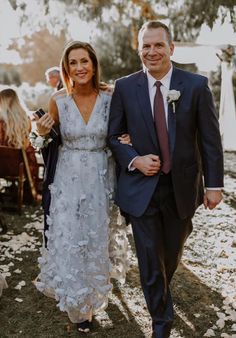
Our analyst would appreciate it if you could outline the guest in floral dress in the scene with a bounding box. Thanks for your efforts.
[33,41,130,334]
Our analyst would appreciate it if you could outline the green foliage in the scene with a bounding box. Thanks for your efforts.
[95,23,141,82]
[233,72,236,102]
[0,69,21,86]
[8,0,236,43]
[6,0,236,84]
[168,0,236,41]
[2,73,11,85]
[172,61,198,73]
[210,63,236,116]
[210,67,221,114]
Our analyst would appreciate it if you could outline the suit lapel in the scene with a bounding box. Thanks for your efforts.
[168,67,184,157]
[136,71,159,149]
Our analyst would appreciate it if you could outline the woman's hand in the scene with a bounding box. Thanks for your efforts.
[32,112,55,136]
[118,133,132,146]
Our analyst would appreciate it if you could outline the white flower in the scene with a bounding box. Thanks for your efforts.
[167,90,181,103]
[167,89,181,113]
[29,131,52,149]
[34,135,45,148]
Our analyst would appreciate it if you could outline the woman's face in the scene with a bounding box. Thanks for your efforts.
[68,48,94,86]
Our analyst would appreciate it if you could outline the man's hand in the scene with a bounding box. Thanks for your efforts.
[203,190,223,210]
[133,155,161,176]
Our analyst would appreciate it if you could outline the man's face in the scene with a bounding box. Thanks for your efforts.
[47,72,60,88]
[139,27,174,79]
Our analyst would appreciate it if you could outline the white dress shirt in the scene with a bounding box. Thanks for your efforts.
[128,68,172,170]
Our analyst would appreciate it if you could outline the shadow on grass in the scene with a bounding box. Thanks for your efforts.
[171,263,226,337]
[0,207,145,338]
[126,234,228,337]
[0,207,231,338]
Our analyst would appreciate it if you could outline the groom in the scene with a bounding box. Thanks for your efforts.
[108,21,224,337]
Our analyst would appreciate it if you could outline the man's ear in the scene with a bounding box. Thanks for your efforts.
[170,43,175,56]
[137,47,142,57]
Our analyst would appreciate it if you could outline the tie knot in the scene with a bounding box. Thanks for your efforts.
[155,81,162,89]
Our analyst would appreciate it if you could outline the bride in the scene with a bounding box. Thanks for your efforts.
[33,41,130,333]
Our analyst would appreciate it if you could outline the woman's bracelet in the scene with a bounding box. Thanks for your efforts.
[29,131,53,149]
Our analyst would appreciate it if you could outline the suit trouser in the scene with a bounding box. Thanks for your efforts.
[130,173,193,338]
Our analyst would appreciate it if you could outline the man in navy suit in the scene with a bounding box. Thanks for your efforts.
[108,21,224,337]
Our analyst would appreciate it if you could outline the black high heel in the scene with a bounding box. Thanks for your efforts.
[76,320,91,333]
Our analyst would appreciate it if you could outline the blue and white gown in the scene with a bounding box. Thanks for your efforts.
[35,91,129,323]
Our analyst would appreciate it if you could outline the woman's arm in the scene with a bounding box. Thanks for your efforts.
[33,97,59,136]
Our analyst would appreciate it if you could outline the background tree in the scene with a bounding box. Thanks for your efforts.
[16,29,66,84]
[0,66,21,86]
[8,0,236,39]
[95,22,141,82]
[4,0,236,86]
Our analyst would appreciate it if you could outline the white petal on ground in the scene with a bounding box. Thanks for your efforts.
[231,323,236,331]
[204,329,216,337]
[14,281,26,290]
[216,318,225,329]
[15,298,23,302]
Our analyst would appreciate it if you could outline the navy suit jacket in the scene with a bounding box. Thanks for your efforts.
[108,66,224,219]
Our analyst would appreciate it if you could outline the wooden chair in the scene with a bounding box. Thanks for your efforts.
[0,213,7,234]
[34,149,45,194]
[0,146,37,214]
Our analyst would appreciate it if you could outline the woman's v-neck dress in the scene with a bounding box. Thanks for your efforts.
[35,91,129,323]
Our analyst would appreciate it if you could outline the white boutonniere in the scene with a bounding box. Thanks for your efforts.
[167,90,181,113]
[29,131,52,149]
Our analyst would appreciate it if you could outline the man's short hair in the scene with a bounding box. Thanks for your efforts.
[138,21,173,47]
[45,66,60,77]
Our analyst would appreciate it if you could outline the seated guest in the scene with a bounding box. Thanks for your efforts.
[0,88,39,195]
[45,66,63,91]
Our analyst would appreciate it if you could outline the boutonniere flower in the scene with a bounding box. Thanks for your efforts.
[167,90,181,113]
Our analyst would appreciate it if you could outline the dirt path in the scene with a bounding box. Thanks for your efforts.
[0,152,236,338]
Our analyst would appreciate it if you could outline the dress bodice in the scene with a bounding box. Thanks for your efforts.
[55,92,111,151]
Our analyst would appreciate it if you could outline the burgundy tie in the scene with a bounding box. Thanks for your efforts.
[154,81,171,174]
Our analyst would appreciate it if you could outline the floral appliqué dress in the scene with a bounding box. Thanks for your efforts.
[35,91,129,323]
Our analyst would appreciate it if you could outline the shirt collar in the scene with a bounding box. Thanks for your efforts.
[146,65,173,90]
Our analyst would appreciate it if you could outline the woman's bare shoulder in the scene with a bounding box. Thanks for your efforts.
[51,88,67,101]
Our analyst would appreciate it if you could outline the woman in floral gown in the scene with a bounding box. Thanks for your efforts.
[34,41,129,333]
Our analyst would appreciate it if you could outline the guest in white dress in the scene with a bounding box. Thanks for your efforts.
[33,41,130,333]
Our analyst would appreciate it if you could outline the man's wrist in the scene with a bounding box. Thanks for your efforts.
[38,131,50,137]
[205,187,223,191]
[128,156,140,171]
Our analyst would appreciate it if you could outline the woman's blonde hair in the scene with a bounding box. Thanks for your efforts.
[0,88,29,148]
[60,41,109,94]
